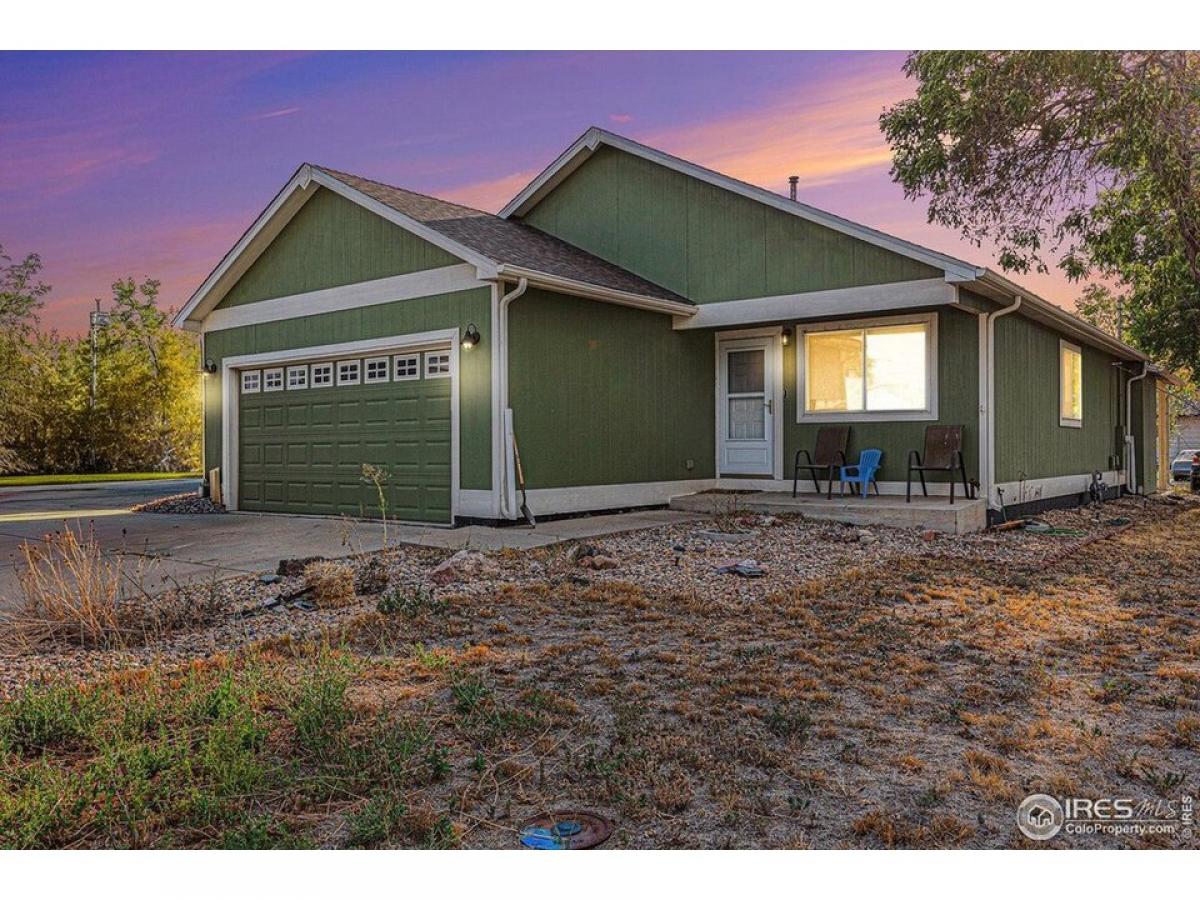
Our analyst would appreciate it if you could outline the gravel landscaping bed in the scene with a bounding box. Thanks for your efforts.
[131,492,226,514]
[0,494,1183,695]
[3,492,1197,848]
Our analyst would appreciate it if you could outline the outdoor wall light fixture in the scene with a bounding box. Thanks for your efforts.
[461,323,481,350]
[202,358,218,374]
[781,327,793,347]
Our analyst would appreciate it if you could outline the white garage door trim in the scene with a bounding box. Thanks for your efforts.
[221,328,460,516]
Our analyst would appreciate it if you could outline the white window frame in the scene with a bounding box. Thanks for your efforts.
[393,353,420,381]
[796,312,938,423]
[240,370,261,394]
[286,365,308,390]
[363,356,391,384]
[262,367,284,392]
[310,362,333,387]
[1059,339,1083,428]
[336,359,361,386]
[425,350,451,379]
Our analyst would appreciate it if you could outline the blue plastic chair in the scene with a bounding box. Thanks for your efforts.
[839,448,883,499]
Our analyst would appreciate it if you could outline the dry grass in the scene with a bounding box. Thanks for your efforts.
[304,561,356,609]
[0,526,223,651]
[3,497,1198,848]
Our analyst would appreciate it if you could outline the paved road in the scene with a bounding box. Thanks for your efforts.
[0,479,701,607]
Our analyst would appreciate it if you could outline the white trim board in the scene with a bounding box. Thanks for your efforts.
[220,329,460,518]
[995,470,1125,507]
[673,279,955,331]
[523,479,716,516]
[500,127,979,280]
[200,265,484,333]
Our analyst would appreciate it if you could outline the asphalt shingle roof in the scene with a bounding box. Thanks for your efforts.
[315,166,688,304]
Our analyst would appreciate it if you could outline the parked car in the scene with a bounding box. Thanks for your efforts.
[1192,452,1200,492]
[1172,449,1200,481]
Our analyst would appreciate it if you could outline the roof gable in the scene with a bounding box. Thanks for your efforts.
[517,143,943,303]
[175,162,687,329]
[500,127,980,281]
[218,186,460,309]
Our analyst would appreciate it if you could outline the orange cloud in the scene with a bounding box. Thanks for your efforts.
[643,57,913,194]
[438,169,541,214]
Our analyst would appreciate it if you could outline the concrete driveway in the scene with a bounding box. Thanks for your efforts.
[0,479,701,607]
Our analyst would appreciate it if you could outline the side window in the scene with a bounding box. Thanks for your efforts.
[241,370,261,393]
[424,351,451,379]
[336,359,361,386]
[286,365,308,390]
[310,362,333,387]
[393,354,420,381]
[364,357,390,384]
[263,367,284,392]
[1059,341,1083,427]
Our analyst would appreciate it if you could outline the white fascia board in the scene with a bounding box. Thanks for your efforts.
[672,278,954,330]
[497,129,601,219]
[200,264,483,333]
[500,127,979,281]
[176,165,501,331]
[173,165,316,328]
[968,269,1149,363]
[494,264,696,316]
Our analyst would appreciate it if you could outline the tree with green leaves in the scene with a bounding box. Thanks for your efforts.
[0,253,200,475]
[880,51,1200,373]
[0,245,52,472]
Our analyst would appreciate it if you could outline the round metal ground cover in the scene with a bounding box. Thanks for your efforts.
[518,811,613,849]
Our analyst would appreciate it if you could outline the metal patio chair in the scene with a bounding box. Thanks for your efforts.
[906,425,970,504]
[792,426,849,499]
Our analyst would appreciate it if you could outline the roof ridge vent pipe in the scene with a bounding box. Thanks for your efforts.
[983,295,1022,510]
[788,175,799,201]
[1125,361,1149,495]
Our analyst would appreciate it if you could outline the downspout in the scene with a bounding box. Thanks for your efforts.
[1124,361,1149,495]
[496,277,528,519]
[983,295,1022,510]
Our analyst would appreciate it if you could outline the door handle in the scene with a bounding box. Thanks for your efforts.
[765,399,774,415]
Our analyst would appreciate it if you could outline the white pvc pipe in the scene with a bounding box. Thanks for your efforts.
[1125,361,1149,495]
[984,295,1022,509]
[496,277,528,519]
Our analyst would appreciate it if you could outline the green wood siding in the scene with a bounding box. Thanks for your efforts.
[203,287,491,492]
[783,307,980,485]
[994,313,1124,484]
[1131,376,1158,493]
[508,288,715,488]
[521,145,940,303]
[239,373,450,522]
[218,187,460,308]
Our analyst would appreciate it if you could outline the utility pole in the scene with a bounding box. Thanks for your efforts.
[88,300,111,472]
[89,299,111,410]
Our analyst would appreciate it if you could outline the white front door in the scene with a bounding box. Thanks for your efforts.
[718,337,776,475]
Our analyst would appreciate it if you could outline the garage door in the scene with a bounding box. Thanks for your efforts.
[237,349,452,522]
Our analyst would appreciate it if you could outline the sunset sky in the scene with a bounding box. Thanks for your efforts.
[0,51,1083,333]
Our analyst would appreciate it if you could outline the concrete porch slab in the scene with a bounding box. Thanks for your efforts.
[668,490,987,534]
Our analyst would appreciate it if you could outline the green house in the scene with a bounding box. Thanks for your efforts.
[175,128,1170,530]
